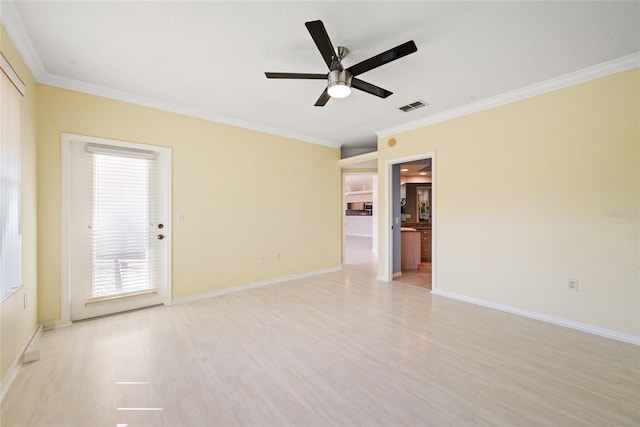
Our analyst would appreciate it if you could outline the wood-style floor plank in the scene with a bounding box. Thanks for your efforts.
[2,237,639,426]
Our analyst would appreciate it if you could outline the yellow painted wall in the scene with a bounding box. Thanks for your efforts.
[378,69,640,336]
[0,27,39,380]
[36,85,341,321]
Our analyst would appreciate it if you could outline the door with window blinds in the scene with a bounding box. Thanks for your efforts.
[69,141,168,320]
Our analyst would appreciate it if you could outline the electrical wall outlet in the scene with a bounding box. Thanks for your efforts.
[568,278,578,292]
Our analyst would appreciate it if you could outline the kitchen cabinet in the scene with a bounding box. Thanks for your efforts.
[420,229,432,262]
[401,230,421,270]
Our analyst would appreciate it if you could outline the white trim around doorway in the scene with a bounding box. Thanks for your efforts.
[60,133,173,325]
[380,152,436,291]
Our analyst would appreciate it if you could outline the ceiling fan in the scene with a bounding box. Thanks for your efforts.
[265,20,417,106]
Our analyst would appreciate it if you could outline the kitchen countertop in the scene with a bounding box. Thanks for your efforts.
[402,223,431,230]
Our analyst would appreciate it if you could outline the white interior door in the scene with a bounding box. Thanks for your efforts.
[67,136,171,320]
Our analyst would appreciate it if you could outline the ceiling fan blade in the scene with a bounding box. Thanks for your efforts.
[305,20,337,69]
[314,88,331,106]
[265,72,327,79]
[347,40,417,77]
[352,78,393,98]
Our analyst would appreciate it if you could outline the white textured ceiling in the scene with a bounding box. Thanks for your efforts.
[3,1,639,149]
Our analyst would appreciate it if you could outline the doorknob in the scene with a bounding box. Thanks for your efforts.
[157,234,165,240]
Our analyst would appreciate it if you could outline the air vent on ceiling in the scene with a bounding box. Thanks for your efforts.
[398,100,428,112]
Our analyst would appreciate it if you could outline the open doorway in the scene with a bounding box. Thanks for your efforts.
[343,173,377,268]
[384,154,434,290]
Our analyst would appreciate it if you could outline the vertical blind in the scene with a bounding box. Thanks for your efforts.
[86,144,158,299]
[0,69,22,301]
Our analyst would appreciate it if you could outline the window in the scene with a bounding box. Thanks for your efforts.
[0,53,25,301]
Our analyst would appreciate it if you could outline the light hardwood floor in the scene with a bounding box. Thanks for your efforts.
[345,234,431,290]
[396,265,432,290]
[2,241,639,426]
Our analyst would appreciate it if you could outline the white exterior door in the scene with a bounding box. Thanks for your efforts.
[65,135,171,321]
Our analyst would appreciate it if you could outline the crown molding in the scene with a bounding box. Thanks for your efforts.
[4,1,636,150]
[0,1,339,149]
[40,72,340,148]
[377,52,640,139]
[0,1,46,80]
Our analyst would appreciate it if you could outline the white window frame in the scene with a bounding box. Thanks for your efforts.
[0,53,25,302]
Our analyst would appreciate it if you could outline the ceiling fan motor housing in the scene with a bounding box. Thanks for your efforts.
[328,69,352,98]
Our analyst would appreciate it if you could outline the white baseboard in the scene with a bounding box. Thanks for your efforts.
[1,324,43,402]
[172,266,343,305]
[375,272,400,281]
[23,325,42,364]
[345,233,373,238]
[431,289,640,345]
[43,320,72,331]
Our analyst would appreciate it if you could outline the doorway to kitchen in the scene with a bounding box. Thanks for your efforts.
[343,173,377,269]
[385,154,434,290]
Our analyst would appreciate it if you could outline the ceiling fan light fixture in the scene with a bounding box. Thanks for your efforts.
[327,70,352,98]
[265,20,417,106]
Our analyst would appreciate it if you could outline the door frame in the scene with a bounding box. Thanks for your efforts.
[381,152,436,289]
[61,133,172,324]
